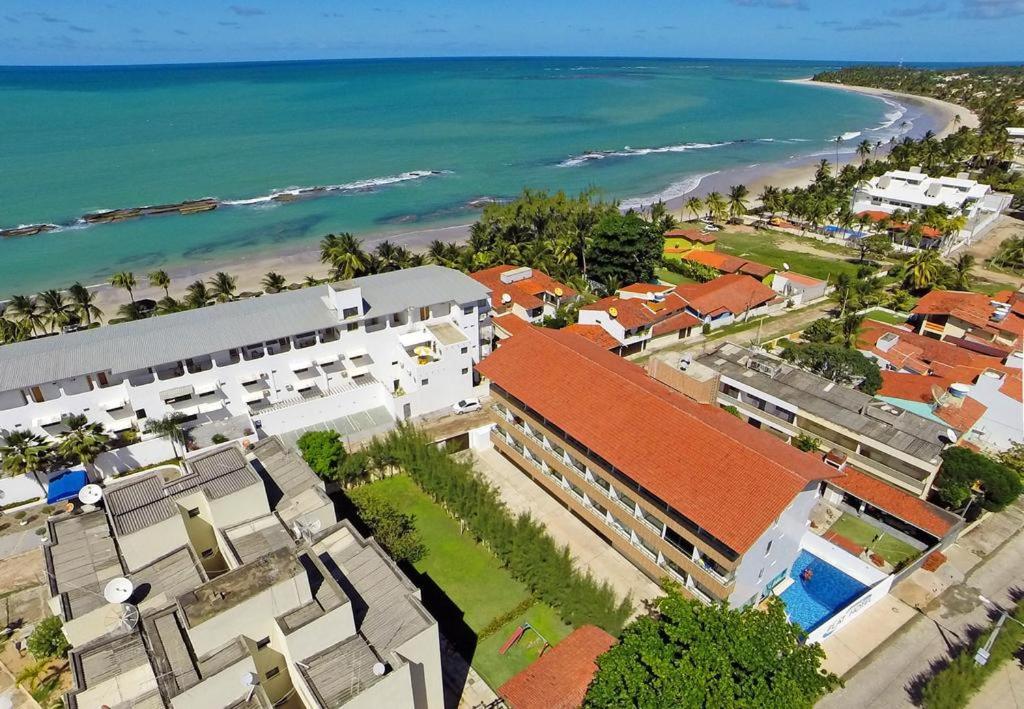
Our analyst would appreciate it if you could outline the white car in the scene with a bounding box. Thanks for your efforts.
[452,398,482,414]
[701,225,720,232]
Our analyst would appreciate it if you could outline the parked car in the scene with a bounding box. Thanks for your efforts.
[452,398,481,414]
[701,225,720,232]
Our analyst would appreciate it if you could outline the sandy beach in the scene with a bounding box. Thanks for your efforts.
[82,79,976,315]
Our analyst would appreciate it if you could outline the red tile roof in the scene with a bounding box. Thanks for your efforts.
[476,327,840,553]
[675,274,778,317]
[580,292,690,331]
[859,320,1006,374]
[877,372,987,433]
[777,271,825,287]
[563,323,620,350]
[832,467,958,538]
[664,228,717,244]
[739,261,775,279]
[494,313,534,337]
[680,249,749,274]
[651,309,700,336]
[912,290,996,330]
[1001,371,1023,402]
[498,625,616,709]
[470,265,577,315]
[856,211,942,238]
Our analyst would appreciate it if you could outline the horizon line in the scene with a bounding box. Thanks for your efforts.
[1,54,1021,70]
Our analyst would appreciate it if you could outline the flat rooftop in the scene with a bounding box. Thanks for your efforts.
[299,635,387,707]
[697,344,947,463]
[45,511,124,620]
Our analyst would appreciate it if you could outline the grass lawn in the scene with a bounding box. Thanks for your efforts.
[862,309,907,325]
[655,267,696,286]
[714,230,864,282]
[828,513,920,566]
[361,476,573,687]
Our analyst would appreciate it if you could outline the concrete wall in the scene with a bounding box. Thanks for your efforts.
[170,655,259,709]
[117,514,190,572]
[800,530,887,586]
[730,484,819,607]
[806,574,895,644]
[342,663,416,709]
[280,604,356,663]
[93,438,177,478]
[0,473,43,507]
[394,620,445,709]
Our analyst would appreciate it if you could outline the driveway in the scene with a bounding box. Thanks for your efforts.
[818,502,1024,708]
[473,447,661,608]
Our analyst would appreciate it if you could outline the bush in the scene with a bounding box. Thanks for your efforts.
[348,488,427,564]
[937,448,1021,512]
[793,433,821,452]
[662,258,719,283]
[366,425,633,634]
[781,343,883,394]
[14,511,27,520]
[210,433,228,444]
[297,430,347,476]
[27,616,70,659]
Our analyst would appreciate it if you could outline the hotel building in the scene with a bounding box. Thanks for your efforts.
[0,266,490,448]
[49,437,443,709]
[476,326,841,607]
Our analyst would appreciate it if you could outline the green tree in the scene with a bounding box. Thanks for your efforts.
[144,414,189,459]
[26,615,70,659]
[0,430,53,485]
[185,280,210,309]
[727,184,750,220]
[348,488,427,563]
[208,272,237,302]
[684,196,704,221]
[802,318,839,344]
[781,343,883,394]
[903,249,943,291]
[5,294,44,335]
[794,433,821,452]
[587,212,662,287]
[855,233,892,263]
[148,269,171,298]
[110,271,137,305]
[297,430,347,477]
[937,447,1021,512]
[704,191,728,223]
[840,312,864,348]
[261,271,287,294]
[951,253,975,290]
[68,282,103,326]
[37,289,74,333]
[856,139,873,164]
[585,588,840,708]
[57,414,110,469]
[321,232,369,280]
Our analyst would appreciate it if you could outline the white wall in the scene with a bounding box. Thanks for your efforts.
[94,438,177,478]
[806,574,895,644]
[0,474,43,506]
[800,530,887,586]
[256,380,389,435]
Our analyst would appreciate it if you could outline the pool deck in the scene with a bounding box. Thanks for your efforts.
[818,594,916,676]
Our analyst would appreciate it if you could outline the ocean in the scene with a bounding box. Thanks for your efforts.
[0,57,935,295]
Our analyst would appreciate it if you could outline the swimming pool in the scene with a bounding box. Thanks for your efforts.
[780,550,869,633]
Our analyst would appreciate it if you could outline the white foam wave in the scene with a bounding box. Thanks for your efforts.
[222,170,445,206]
[620,171,719,210]
[874,97,907,130]
[839,131,862,141]
[558,142,733,167]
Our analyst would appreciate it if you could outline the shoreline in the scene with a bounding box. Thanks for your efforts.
[33,78,976,314]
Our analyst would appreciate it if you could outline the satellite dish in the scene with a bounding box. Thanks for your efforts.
[945,428,958,442]
[783,262,791,271]
[104,577,134,604]
[608,307,619,318]
[78,484,103,505]
[103,602,139,634]
[554,287,564,297]
[500,293,512,304]
[372,662,387,677]
[930,384,948,406]
[241,672,259,688]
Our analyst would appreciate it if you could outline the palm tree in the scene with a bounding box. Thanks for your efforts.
[185,280,210,309]
[261,272,287,294]
[303,275,321,287]
[685,196,704,221]
[374,241,405,272]
[156,296,183,314]
[145,414,189,459]
[68,283,103,326]
[116,302,143,321]
[840,313,864,349]
[856,139,872,164]
[110,271,137,305]
[704,192,728,223]
[208,272,237,302]
[148,270,171,298]
[0,430,52,485]
[5,294,43,335]
[37,289,74,332]
[0,316,29,344]
[320,233,368,280]
[57,415,110,470]
[952,253,975,290]
[726,185,749,220]
[903,249,943,291]
[834,135,842,169]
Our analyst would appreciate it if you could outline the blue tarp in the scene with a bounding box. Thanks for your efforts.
[46,469,88,504]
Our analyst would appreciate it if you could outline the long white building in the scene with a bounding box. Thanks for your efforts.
[0,266,491,450]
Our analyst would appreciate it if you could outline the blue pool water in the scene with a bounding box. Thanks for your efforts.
[780,551,869,633]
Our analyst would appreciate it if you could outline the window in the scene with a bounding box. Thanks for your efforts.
[461,368,469,375]
[463,306,474,315]
[460,346,468,354]
[256,637,271,649]
[135,408,147,420]
[421,379,429,386]
[367,317,379,326]
[765,540,773,556]
[419,306,430,321]
[346,323,358,332]
[201,548,215,558]
[342,307,359,319]
[265,667,280,680]
[187,508,200,518]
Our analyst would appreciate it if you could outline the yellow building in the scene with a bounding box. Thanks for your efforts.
[663,228,717,261]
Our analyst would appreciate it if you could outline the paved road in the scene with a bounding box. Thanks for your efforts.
[818,516,1024,708]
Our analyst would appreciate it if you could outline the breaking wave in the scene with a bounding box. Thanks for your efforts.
[620,171,719,210]
[558,141,734,167]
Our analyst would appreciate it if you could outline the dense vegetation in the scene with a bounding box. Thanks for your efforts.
[584,587,840,708]
[27,616,71,660]
[364,425,633,633]
[920,598,1024,709]
[933,447,1021,512]
[780,342,883,395]
[296,430,371,487]
[347,487,427,564]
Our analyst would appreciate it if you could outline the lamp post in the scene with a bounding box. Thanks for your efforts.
[974,595,1024,666]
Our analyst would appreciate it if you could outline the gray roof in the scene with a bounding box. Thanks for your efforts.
[130,546,207,606]
[698,344,948,464]
[45,511,124,620]
[0,265,487,392]
[299,635,387,707]
[106,446,260,535]
[333,264,489,318]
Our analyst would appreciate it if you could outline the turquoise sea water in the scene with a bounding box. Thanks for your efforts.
[0,58,930,294]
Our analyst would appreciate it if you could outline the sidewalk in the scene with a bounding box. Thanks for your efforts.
[969,659,1024,708]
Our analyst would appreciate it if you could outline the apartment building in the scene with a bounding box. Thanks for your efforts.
[0,266,490,444]
[690,344,952,498]
[47,438,443,709]
[476,326,840,608]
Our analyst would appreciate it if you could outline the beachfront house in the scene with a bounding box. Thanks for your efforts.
[850,167,1010,246]
[662,228,717,261]
[0,266,490,474]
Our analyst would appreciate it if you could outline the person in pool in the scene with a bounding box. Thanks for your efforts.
[801,567,814,582]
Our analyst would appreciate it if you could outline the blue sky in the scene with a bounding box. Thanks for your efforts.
[2,1,1022,65]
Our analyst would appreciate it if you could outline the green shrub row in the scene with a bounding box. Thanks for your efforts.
[921,600,1024,708]
[661,257,719,283]
[366,425,633,634]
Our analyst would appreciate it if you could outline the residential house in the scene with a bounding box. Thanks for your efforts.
[677,250,776,284]
[910,289,1024,351]
[469,265,577,323]
[49,439,443,709]
[0,266,490,463]
[771,271,829,306]
[477,326,842,607]
[674,274,782,329]
[577,288,699,355]
[663,228,717,261]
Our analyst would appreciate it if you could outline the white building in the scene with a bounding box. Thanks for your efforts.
[851,167,1010,245]
[0,266,491,455]
[1008,127,1024,173]
[50,439,443,709]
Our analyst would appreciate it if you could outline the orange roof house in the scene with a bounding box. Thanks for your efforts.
[679,249,776,282]
[564,323,621,350]
[470,265,577,320]
[910,289,1022,348]
[831,467,959,539]
[878,372,988,434]
[675,274,778,319]
[498,625,616,709]
[476,327,840,553]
